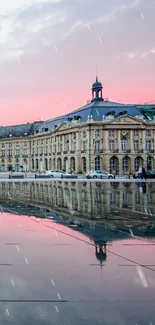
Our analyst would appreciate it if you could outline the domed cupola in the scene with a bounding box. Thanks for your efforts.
[91,77,104,102]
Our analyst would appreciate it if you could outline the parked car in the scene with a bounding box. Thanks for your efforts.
[86,170,115,179]
[35,170,70,178]
[133,170,155,179]
[45,170,70,178]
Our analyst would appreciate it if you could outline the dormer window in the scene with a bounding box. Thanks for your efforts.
[118,111,128,116]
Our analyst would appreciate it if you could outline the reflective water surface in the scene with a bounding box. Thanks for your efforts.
[0,180,155,324]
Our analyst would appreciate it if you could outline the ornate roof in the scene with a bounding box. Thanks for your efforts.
[0,121,44,139]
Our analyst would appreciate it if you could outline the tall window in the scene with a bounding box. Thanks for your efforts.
[95,157,100,170]
[2,150,5,157]
[83,141,87,152]
[135,157,141,170]
[82,157,87,172]
[95,130,100,137]
[71,157,76,171]
[24,149,27,156]
[134,140,139,151]
[110,156,118,172]
[134,130,139,136]
[8,149,12,156]
[121,139,128,151]
[146,141,152,152]
[16,149,20,156]
[73,142,76,151]
[146,130,151,137]
[109,129,115,137]
[65,140,69,152]
[109,140,115,151]
[95,141,100,153]
[147,156,153,170]
[83,131,86,138]
[122,157,129,172]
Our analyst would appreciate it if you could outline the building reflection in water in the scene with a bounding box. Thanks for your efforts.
[0,181,155,218]
[0,181,155,266]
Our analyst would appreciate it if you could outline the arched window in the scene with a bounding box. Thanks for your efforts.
[95,157,100,170]
[82,157,87,172]
[122,156,130,172]
[57,158,62,170]
[36,159,38,170]
[134,157,143,171]
[32,159,34,170]
[53,158,56,170]
[45,158,48,170]
[49,158,52,170]
[110,156,119,173]
[64,157,68,172]
[147,156,153,170]
[70,157,76,172]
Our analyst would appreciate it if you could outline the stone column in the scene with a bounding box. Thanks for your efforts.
[104,130,109,153]
[130,130,133,152]
[76,132,80,173]
[142,130,145,152]
[117,130,121,151]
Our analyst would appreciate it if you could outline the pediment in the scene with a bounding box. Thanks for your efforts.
[56,122,70,131]
[110,115,146,125]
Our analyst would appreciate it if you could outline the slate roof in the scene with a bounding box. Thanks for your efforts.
[41,99,142,132]
[0,121,44,139]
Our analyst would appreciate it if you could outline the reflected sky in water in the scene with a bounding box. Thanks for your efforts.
[0,181,155,324]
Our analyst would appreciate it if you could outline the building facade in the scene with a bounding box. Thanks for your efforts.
[0,78,155,174]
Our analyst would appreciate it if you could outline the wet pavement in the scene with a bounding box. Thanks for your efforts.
[0,181,155,324]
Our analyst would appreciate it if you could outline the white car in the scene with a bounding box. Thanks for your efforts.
[45,170,70,178]
[86,170,115,179]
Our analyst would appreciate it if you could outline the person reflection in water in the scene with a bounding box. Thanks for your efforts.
[95,242,107,266]
[138,182,146,193]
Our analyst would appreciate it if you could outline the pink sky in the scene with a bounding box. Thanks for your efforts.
[0,0,155,126]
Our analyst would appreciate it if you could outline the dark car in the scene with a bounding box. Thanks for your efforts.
[133,171,155,179]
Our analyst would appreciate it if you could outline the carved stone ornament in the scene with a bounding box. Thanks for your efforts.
[120,130,129,139]
[112,116,142,125]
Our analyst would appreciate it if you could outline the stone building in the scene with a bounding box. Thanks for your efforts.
[0,77,155,174]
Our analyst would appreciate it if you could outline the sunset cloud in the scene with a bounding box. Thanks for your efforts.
[0,0,154,125]
[0,0,66,61]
